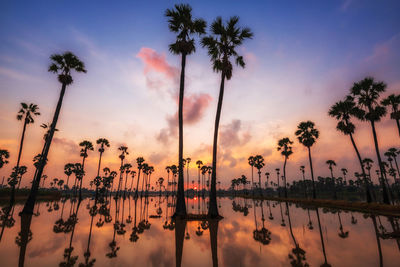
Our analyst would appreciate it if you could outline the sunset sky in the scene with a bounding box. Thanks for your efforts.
[0,0,399,189]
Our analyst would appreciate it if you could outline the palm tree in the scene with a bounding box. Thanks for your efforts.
[117,146,129,198]
[248,156,255,190]
[295,121,319,199]
[385,148,400,175]
[78,140,93,200]
[64,163,75,190]
[202,16,253,218]
[196,160,203,197]
[341,168,348,183]
[254,155,265,196]
[329,97,373,202]
[299,166,307,197]
[135,157,144,198]
[15,102,40,173]
[0,149,10,170]
[185,157,191,195]
[166,4,206,217]
[275,168,280,196]
[381,93,400,136]
[277,138,293,198]
[22,51,86,215]
[326,160,337,199]
[351,77,390,204]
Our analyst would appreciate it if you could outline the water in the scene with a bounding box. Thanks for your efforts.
[0,196,399,266]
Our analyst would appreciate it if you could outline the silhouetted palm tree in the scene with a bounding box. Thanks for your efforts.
[0,149,10,169]
[78,140,93,200]
[381,93,400,136]
[22,51,86,215]
[351,77,390,204]
[15,103,40,186]
[166,4,206,217]
[116,146,128,198]
[300,166,307,197]
[277,138,293,198]
[341,168,348,183]
[254,155,265,195]
[135,157,145,198]
[248,156,255,190]
[329,97,373,202]
[202,16,253,217]
[385,148,400,175]
[64,163,75,190]
[295,121,319,199]
[326,160,337,199]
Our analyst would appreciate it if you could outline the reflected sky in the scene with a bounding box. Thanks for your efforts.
[0,197,399,267]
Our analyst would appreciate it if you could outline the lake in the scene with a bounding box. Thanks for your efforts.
[0,196,399,266]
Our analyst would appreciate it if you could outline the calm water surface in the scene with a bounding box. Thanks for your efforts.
[0,197,399,266]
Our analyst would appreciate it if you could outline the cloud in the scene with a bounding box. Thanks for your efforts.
[157,93,212,145]
[136,47,179,91]
[220,119,251,148]
[52,137,79,154]
[365,33,400,63]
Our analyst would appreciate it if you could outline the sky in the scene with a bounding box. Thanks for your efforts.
[0,0,399,189]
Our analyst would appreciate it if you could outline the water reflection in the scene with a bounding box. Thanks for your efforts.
[0,197,399,266]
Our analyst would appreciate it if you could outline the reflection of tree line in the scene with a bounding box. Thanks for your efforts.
[237,197,400,267]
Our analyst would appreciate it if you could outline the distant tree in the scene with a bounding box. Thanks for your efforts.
[295,121,319,199]
[277,138,294,198]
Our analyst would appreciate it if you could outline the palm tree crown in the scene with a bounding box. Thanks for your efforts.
[48,51,87,84]
[165,4,206,55]
[96,138,110,153]
[0,149,10,168]
[201,16,253,80]
[350,77,386,122]
[277,138,294,158]
[295,121,319,147]
[328,97,364,135]
[17,103,40,123]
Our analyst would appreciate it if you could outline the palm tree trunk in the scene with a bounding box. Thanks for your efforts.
[316,208,329,266]
[396,118,400,137]
[307,147,316,199]
[349,132,372,203]
[15,119,28,190]
[79,155,87,201]
[393,156,400,177]
[175,52,187,217]
[371,215,383,267]
[302,172,307,198]
[22,82,67,215]
[208,71,226,218]
[370,120,390,204]
[283,157,288,198]
[135,169,141,198]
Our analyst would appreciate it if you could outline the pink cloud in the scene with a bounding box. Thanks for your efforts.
[156,93,213,145]
[136,47,179,79]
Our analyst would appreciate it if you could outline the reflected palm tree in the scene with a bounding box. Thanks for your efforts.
[253,200,271,245]
[60,200,82,266]
[80,202,97,267]
[337,211,349,239]
[286,202,309,266]
[315,208,331,267]
[17,213,33,267]
[370,215,383,267]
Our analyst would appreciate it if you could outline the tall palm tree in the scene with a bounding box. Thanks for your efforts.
[196,160,203,197]
[329,97,373,202]
[277,138,293,198]
[326,160,337,199]
[166,4,206,217]
[78,140,93,200]
[351,77,390,204]
[15,103,40,173]
[381,93,400,136]
[95,138,109,199]
[185,157,191,197]
[22,51,86,214]
[295,121,319,199]
[202,16,253,217]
